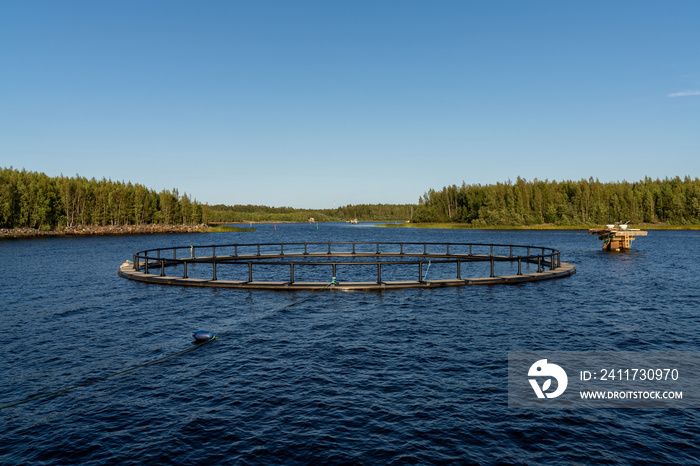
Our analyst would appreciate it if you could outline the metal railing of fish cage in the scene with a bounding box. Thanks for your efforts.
[122,242,571,289]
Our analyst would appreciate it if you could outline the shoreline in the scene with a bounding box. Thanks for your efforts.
[3,222,699,239]
[0,224,213,239]
[376,222,700,230]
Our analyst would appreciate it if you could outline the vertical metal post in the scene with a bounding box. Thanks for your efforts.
[173,248,177,260]
[490,244,493,256]
[328,242,332,254]
[304,243,308,255]
[212,260,217,281]
[446,244,450,255]
[157,249,160,259]
[419,262,423,282]
[281,244,284,255]
[160,259,165,276]
[490,257,495,277]
[400,243,404,255]
[183,261,188,279]
[212,246,216,258]
[133,254,138,271]
[557,252,561,267]
[509,246,513,257]
[469,244,472,256]
[190,246,194,258]
[235,245,238,256]
[423,243,427,255]
[248,262,253,282]
[332,263,337,282]
[290,263,294,283]
[517,257,522,275]
[257,244,261,256]
[376,243,380,254]
[144,255,149,274]
[537,256,542,273]
[352,243,356,254]
[377,263,382,283]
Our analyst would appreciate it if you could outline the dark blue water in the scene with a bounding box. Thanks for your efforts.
[1,224,699,464]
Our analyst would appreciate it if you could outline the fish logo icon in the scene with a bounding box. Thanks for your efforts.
[528,359,568,399]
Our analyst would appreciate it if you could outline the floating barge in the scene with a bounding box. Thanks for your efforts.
[588,223,647,251]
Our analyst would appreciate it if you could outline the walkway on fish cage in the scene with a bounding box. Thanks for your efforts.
[118,241,576,291]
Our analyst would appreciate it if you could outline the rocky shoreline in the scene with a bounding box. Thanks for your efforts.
[0,224,210,239]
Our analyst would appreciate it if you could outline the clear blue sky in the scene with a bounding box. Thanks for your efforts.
[1,1,699,208]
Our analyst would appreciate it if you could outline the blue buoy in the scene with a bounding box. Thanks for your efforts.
[193,330,214,343]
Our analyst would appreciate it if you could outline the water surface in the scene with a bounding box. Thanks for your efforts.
[1,224,699,464]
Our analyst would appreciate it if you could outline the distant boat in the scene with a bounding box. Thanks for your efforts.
[348,218,358,224]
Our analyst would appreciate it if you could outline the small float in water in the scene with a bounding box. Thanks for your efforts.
[587,222,647,252]
[193,330,215,343]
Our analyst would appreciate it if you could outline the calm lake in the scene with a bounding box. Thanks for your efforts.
[1,224,699,464]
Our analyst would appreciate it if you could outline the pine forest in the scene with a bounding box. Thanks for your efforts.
[2,167,700,229]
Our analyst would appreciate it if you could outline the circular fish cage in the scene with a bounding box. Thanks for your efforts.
[118,242,575,291]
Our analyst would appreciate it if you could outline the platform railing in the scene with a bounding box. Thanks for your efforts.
[131,242,561,284]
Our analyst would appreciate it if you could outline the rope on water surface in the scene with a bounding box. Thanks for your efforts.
[423,260,431,281]
[566,245,595,255]
[1,278,338,412]
[240,277,338,324]
[283,277,337,308]
[0,337,217,412]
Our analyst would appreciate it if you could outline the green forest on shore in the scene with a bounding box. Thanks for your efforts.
[205,203,413,224]
[2,167,699,230]
[0,167,411,229]
[414,176,700,227]
[1,167,204,229]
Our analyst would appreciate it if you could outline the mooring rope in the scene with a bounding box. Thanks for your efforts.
[0,337,217,412]
[422,260,431,281]
[566,245,594,255]
[240,276,338,325]
[1,278,339,412]
[281,276,337,309]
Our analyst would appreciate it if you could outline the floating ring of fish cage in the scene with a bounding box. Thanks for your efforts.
[118,241,575,290]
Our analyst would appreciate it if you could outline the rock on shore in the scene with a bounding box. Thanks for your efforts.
[0,224,209,239]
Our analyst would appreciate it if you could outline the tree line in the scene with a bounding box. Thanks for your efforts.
[0,167,204,229]
[205,203,414,223]
[5,167,698,230]
[0,167,412,229]
[414,176,700,225]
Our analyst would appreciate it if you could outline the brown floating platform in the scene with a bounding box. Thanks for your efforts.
[588,224,647,252]
[118,261,576,291]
